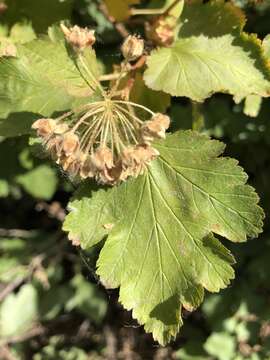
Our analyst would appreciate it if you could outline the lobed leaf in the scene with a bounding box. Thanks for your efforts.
[64,130,264,345]
[144,34,270,102]
[144,0,270,102]
[0,36,99,119]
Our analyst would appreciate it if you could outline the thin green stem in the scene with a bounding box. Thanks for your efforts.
[114,103,144,126]
[114,109,138,145]
[113,100,155,116]
[78,54,107,97]
[84,113,105,154]
[79,115,100,149]
[108,60,129,99]
[71,106,104,132]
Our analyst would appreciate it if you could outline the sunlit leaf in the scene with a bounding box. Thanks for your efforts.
[64,130,263,345]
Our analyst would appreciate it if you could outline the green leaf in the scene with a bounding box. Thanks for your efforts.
[204,332,236,360]
[0,283,38,338]
[130,73,171,114]
[0,112,39,137]
[2,0,74,33]
[144,34,270,102]
[65,274,107,324]
[144,0,270,102]
[244,94,262,117]
[64,131,263,345]
[263,34,270,58]
[175,341,210,360]
[0,36,98,119]
[0,179,9,197]
[15,164,58,200]
[103,0,140,21]
[0,21,36,56]
[179,0,246,38]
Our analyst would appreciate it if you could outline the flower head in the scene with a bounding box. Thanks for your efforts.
[121,35,144,62]
[32,99,170,185]
[60,24,96,50]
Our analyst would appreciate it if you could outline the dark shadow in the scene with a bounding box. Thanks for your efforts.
[0,112,40,138]
[150,294,180,326]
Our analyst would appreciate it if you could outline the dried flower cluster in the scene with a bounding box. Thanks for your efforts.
[60,24,96,50]
[32,25,170,186]
[32,102,170,185]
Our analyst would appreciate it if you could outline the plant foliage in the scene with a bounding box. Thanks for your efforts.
[0,0,270,357]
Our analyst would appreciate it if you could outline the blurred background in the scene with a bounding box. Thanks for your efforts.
[0,0,270,359]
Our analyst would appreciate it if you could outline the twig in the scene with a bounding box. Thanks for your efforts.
[0,345,17,360]
[1,326,46,345]
[130,0,181,16]
[0,228,34,238]
[0,278,24,303]
[0,255,45,302]
[104,325,118,360]
[99,3,129,38]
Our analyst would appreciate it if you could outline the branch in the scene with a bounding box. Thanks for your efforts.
[0,278,24,303]
[1,326,46,345]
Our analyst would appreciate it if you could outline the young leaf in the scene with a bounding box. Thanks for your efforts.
[64,130,264,345]
[0,36,99,119]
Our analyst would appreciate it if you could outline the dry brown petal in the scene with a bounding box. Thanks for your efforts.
[133,144,159,164]
[141,113,170,143]
[80,155,95,179]
[121,35,144,61]
[54,122,69,134]
[155,20,175,46]
[46,136,63,159]
[152,113,170,130]
[2,43,17,57]
[62,133,79,156]
[61,154,81,176]
[121,144,159,180]
[146,17,176,47]
[97,168,116,185]
[61,24,96,50]
[32,118,56,138]
[91,146,114,171]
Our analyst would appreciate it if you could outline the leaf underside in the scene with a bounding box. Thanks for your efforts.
[64,131,264,345]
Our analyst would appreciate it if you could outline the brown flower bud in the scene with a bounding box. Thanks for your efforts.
[145,17,176,47]
[121,35,144,61]
[80,155,95,179]
[141,113,170,143]
[32,118,56,138]
[54,122,69,134]
[60,24,96,50]
[62,133,79,156]
[61,154,81,176]
[46,136,63,159]
[121,144,159,179]
[91,146,114,171]
[2,43,17,57]
[0,3,7,14]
